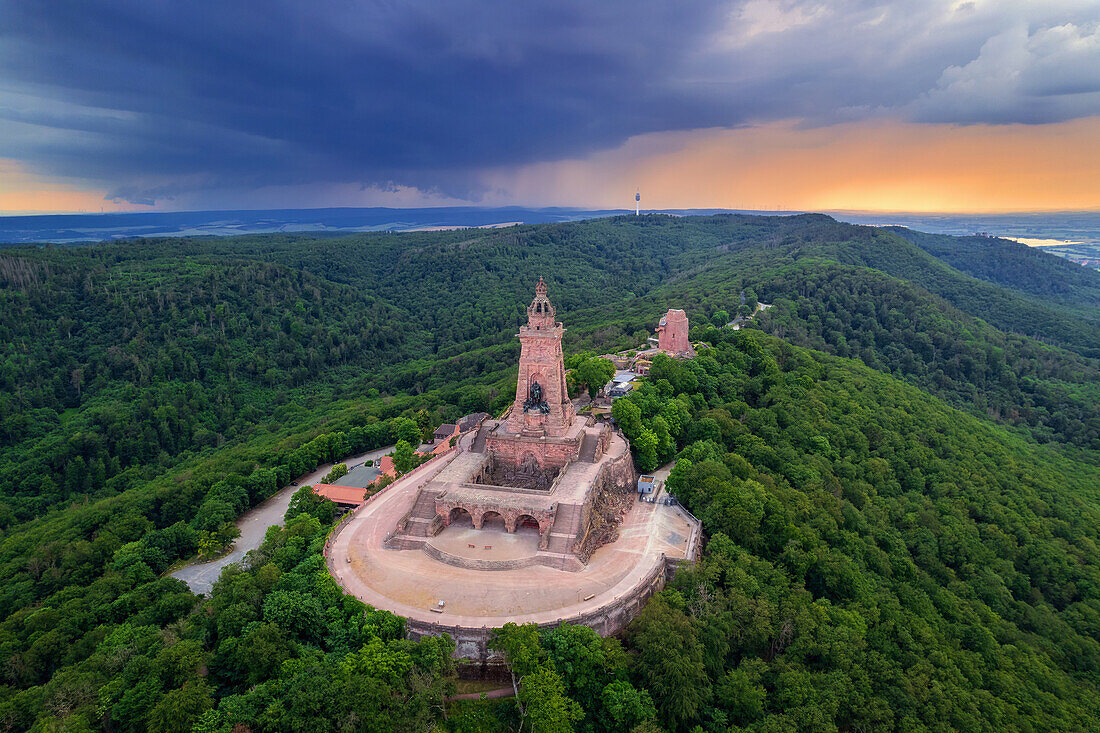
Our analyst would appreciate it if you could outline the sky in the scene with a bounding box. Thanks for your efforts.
[1,0,1099,214]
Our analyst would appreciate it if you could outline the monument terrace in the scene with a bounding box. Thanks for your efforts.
[326,280,700,658]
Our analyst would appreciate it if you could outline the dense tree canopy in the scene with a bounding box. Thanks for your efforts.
[616,328,1100,731]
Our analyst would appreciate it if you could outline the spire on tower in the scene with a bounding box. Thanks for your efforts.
[527,277,555,328]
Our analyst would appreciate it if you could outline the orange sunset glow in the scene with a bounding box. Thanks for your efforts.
[492,117,1100,213]
[0,172,129,215]
[8,116,1100,215]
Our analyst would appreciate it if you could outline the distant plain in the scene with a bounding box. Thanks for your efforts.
[0,207,1095,241]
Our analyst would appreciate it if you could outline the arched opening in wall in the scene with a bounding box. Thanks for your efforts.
[515,514,540,536]
[481,510,506,532]
[448,507,473,528]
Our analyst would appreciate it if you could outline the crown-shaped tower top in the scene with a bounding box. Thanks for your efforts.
[527,277,556,329]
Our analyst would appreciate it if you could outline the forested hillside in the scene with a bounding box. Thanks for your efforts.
[820,226,1100,359]
[0,252,435,523]
[890,227,1100,313]
[1,214,1098,731]
[613,334,1100,730]
[751,264,1100,448]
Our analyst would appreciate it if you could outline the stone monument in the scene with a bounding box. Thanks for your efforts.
[326,280,702,661]
[383,278,636,568]
[505,277,577,437]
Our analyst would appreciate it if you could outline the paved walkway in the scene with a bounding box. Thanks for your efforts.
[430,524,539,561]
[171,444,394,594]
[651,461,675,497]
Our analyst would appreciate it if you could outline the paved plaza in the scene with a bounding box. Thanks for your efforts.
[325,448,697,626]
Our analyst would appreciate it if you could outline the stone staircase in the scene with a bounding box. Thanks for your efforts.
[384,536,426,551]
[578,431,600,463]
[403,490,439,537]
[545,503,583,554]
[384,490,440,549]
[385,473,592,571]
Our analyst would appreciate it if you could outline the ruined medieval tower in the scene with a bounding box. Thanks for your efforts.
[656,308,693,356]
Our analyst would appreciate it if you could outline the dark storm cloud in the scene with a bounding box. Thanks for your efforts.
[0,0,1098,203]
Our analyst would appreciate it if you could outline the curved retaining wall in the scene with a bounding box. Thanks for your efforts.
[421,542,587,572]
[405,554,672,660]
[422,543,540,571]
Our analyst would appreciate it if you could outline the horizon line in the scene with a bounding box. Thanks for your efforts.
[3,204,1100,219]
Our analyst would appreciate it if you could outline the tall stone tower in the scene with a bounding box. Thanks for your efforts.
[506,278,576,437]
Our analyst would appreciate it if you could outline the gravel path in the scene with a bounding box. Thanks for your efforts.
[170,445,394,595]
[447,687,515,701]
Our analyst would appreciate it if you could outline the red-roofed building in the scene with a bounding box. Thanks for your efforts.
[379,455,395,478]
[313,484,368,508]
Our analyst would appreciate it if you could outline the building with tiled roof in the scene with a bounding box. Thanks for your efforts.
[313,484,368,507]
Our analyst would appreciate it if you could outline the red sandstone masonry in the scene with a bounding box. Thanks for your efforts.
[484,430,579,470]
[656,308,694,356]
[505,278,577,439]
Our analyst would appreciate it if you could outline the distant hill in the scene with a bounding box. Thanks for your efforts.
[0,206,757,244]
[0,206,633,244]
[6,205,1098,248]
[6,213,1096,454]
[890,226,1100,312]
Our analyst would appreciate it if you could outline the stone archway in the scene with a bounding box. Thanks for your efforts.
[515,514,541,534]
[480,510,506,532]
[448,506,473,528]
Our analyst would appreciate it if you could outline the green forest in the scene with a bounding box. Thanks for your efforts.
[1,213,1099,731]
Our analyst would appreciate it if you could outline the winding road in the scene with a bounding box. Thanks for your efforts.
[170,445,394,595]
